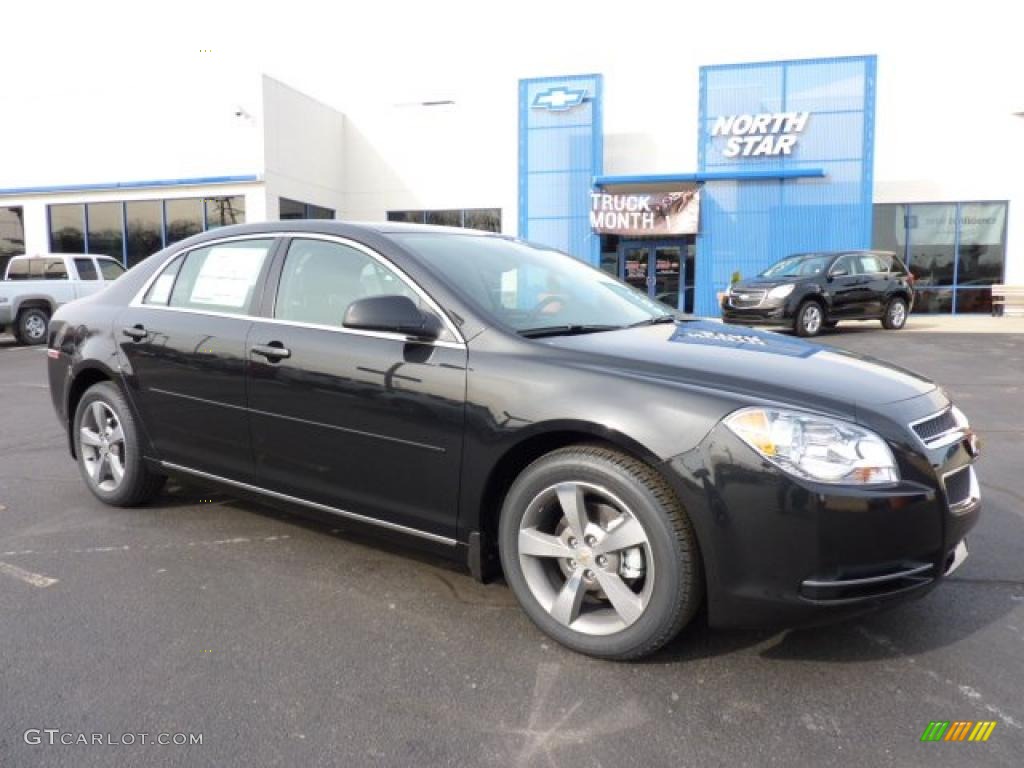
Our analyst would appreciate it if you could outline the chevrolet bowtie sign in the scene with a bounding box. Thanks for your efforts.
[712,111,811,158]
[532,86,587,111]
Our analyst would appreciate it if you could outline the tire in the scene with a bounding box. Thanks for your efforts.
[795,300,825,337]
[498,445,703,660]
[882,297,908,330]
[73,382,165,506]
[15,307,50,345]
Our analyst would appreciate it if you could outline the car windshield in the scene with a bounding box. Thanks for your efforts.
[760,254,832,278]
[394,233,674,335]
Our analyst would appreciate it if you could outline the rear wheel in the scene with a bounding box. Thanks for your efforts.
[74,382,165,506]
[499,445,702,660]
[882,297,908,330]
[795,300,825,337]
[15,307,50,345]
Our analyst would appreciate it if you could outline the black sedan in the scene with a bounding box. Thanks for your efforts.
[721,250,915,336]
[46,222,978,659]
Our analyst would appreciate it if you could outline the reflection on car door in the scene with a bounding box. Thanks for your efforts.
[828,254,870,317]
[117,238,276,481]
[246,237,467,540]
[859,253,891,316]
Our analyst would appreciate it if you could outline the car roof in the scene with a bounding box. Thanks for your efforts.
[176,220,506,242]
[786,250,896,259]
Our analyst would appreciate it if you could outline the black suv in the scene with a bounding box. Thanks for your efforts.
[721,250,915,337]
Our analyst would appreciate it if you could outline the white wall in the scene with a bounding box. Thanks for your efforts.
[261,76,346,218]
[340,92,517,232]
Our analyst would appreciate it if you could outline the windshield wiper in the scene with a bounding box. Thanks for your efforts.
[517,324,622,339]
[628,314,677,327]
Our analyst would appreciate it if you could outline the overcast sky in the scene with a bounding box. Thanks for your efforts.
[2,0,1019,112]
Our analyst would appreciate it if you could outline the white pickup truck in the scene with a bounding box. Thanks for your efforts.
[0,253,126,344]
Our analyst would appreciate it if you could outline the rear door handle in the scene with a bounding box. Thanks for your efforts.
[122,325,148,341]
[251,342,291,360]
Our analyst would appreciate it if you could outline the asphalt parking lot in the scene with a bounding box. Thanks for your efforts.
[1,324,1021,768]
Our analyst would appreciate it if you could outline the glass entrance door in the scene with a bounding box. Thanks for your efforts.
[617,240,691,310]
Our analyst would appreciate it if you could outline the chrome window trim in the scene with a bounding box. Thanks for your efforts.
[908,407,966,450]
[160,461,457,547]
[128,231,467,348]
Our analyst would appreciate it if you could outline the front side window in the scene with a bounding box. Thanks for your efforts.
[74,258,99,280]
[394,233,669,333]
[274,238,436,333]
[167,239,273,315]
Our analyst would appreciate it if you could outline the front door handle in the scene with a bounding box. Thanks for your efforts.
[251,342,291,361]
[122,325,148,341]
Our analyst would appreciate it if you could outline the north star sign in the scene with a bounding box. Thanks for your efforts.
[712,111,810,157]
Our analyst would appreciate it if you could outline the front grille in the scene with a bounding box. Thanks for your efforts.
[944,465,973,507]
[912,408,959,446]
[729,289,765,308]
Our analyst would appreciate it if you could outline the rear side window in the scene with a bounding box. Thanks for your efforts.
[75,258,99,280]
[41,258,69,280]
[168,239,274,315]
[6,259,29,279]
[98,260,125,280]
[143,254,184,305]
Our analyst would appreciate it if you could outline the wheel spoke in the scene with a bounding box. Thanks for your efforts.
[90,402,108,432]
[108,424,124,445]
[550,568,587,627]
[593,570,644,625]
[79,427,103,447]
[95,453,110,483]
[593,517,647,555]
[519,527,572,559]
[555,483,588,539]
[109,456,125,484]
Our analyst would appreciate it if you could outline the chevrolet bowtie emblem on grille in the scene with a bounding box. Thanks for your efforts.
[531,86,587,112]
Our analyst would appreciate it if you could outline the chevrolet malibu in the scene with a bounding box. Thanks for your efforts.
[46,222,980,659]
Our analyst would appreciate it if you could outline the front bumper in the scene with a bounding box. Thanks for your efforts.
[720,296,796,327]
[663,419,980,629]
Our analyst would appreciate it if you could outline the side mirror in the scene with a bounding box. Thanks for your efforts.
[829,267,848,279]
[343,295,441,340]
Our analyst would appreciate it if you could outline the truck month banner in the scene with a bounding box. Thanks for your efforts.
[590,189,700,236]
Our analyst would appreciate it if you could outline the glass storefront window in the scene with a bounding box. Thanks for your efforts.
[279,197,306,220]
[165,198,203,245]
[125,200,163,267]
[205,196,246,229]
[86,203,124,261]
[0,205,25,277]
[464,209,502,233]
[49,204,85,253]
[387,209,502,232]
[425,210,463,227]
[872,201,1007,314]
[956,202,1006,287]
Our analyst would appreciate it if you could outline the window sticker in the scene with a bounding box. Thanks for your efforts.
[189,247,266,307]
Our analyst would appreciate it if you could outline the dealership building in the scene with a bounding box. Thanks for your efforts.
[1,54,1020,316]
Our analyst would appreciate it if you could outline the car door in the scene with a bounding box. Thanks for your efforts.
[827,254,869,317]
[116,237,277,482]
[858,253,891,316]
[246,236,467,541]
[72,257,104,299]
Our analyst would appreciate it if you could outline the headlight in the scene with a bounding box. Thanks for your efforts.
[766,283,795,300]
[724,407,899,485]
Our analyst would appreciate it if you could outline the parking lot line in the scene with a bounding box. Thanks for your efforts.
[0,561,58,588]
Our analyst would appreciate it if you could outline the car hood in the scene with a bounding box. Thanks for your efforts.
[540,320,936,414]
[732,276,809,290]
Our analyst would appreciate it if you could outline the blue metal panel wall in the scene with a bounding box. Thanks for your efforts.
[518,75,603,265]
[696,56,876,315]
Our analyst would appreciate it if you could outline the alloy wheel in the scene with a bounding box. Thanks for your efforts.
[517,481,655,635]
[24,313,47,341]
[802,304,822,334]
[79,401,127,492]
[889,301,906,327]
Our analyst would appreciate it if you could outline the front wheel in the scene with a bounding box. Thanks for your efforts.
[795,300,825,337]
[499,445,702,660]
[74,382,165,506]
[882,297,908,330]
